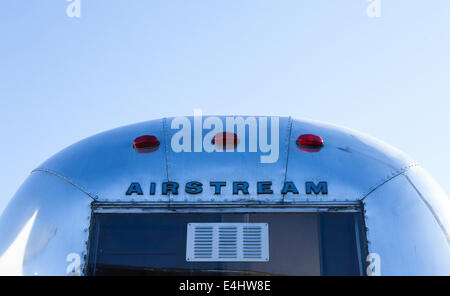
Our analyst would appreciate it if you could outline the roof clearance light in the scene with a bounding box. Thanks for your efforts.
[212,132,239,151]
[133,135,160,153]
[296,134,324,152]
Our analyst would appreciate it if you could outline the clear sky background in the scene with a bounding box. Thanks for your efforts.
[0,1,449,214]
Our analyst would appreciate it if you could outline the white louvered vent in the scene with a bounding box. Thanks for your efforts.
[186,223,269,262]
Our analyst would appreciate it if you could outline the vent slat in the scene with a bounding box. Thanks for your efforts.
[186,223,268,262]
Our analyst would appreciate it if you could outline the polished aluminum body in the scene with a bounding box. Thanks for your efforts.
[0,116,449,275]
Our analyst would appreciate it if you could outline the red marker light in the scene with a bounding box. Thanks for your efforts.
[296,134,324,152]
[133,135,160,153]
[212,132,239,150]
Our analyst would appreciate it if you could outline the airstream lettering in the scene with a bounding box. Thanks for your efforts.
[125,181,328,196]
[125,182,143,195]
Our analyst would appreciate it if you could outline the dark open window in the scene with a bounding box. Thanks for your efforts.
[86,212,366,276]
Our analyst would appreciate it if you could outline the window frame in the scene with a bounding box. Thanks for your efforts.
[85,201,368,276]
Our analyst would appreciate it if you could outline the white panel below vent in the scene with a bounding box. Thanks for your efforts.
[186,223,269,262]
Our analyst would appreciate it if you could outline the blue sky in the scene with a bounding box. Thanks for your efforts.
[1,0,449,213]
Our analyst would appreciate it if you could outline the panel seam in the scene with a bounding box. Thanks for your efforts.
[32,168,98,201]
[404,174,450,246]
[162,117,170,182]
[360,163,419,201]
[281,116,293,203]
[162,117,171,205]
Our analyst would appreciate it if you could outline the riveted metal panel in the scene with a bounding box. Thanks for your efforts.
[364,174,450,275]
[35,119,169,203]
[164,116,290,203]
[0,171,92,276]
[404,166,450,243]
[284,118,413,202]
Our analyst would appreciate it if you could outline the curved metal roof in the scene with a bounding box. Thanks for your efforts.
[32,116,416,203]
[2,116,450,276]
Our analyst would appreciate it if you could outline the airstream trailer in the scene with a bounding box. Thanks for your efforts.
[0,116,449,276]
